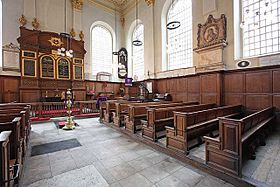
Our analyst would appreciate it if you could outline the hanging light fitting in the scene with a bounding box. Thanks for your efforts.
[57,0,74,58]
[132,0,143,46]
[166,0,181,30]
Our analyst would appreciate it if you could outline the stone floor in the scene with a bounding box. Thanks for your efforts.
[20,118,234,187]
[243,128,280,187]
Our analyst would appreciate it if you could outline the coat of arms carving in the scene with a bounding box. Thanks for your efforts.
[194,14,227,52]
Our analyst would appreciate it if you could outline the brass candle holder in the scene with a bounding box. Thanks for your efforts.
[63,89,75,130]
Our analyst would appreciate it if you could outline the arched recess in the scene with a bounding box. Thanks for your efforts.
[90,21,116,79]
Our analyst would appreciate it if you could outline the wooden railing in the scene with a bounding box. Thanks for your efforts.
[27,100,98,118]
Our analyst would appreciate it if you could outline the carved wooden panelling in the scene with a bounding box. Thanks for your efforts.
[21,79,38,88]
[201,74,219,93]
[224,73,244,93]
[273,95,280,112]
[273,70,280,93]
[224,95,244,106]
[246,95,272,110]
[23,59,36,77]
[245,71,272,93]
[187,77,200,93]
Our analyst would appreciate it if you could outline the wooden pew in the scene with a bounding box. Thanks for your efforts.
[0,131,12,187]
[99,101,107,123]
[0,104,31,138]
[142,103,217,141]
[112,101,191,127]
[204,107,275,177]
[103,100,127,123]
[124,101,198,133]
[166,105,242,154]
[0,116,22,165]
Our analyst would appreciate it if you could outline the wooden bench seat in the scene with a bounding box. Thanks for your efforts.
[0,131,12,187]
[204,107,275,177]
[124,101,198,133]
[142,103,217,141]
[166,105,242,154]
[0,116,22,164]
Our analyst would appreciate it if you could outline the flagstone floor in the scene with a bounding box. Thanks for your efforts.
[20,118,234,187]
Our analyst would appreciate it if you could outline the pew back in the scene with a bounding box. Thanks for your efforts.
[0,131,12,187]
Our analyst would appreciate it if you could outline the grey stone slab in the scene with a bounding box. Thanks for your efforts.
[22,166,52,185]
[109,163,137,180]
[27,165,109,187]
[93,161,118,184]
[155,157,183,174]
[119,151,142,162]
[155,175,189,187]
[128,157,154,172]
[171,167,203,186]
[50,158,77,176]
[144,152,168,165]
[194,176,234,187]
[100,156,126,168]
[139,164,170,183]
[119,173,153,187]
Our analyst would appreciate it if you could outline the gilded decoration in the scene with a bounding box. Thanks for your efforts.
[32,18,40,30]
[194,14,227,52]
[145,0,155,6]
[19,15,27,27]
[70,28,76,38]
[79,31,84,41]
[48,37,64,47]
[72,0,84,10]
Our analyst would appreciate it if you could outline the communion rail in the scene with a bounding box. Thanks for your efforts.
[27,100,98,120]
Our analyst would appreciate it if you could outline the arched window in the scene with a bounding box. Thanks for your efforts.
[91,25,113,76]
[167,0,192,70]
[132,24,144,79]
[0,0,2,67]
[241,0,280,58]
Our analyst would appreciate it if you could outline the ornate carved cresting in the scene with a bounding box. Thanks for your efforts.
[70,28,76,38]
[194,14,227,51]
[79,31,84,41]
[194,14,228,72]
[145,0,155,6]
[32,18,40,30]
[19,15,27,27]
[72,0,84,10]
[48,37,64,47]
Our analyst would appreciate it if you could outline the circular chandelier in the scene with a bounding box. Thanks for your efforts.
[57,0,74,58]
[132,0,143,46]
[166,0,181,30]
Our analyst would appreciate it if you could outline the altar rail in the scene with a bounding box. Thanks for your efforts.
[27,101,98,119]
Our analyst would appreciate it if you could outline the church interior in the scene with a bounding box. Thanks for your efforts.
[0,0,280,186]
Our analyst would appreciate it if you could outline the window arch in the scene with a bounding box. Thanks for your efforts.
[132,24,144,79]
[0,0,2,67]
[91,25,113,76]
[240,0,280,58]
[167,0,192,70]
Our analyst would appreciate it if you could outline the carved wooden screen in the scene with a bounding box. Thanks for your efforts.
[22,59,36,77]
[57,58,70,79]
[40,55,55,79]
[73,58,84,80]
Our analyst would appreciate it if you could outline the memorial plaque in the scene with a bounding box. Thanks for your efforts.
[74,65,83,80]
[41,56,54,78]
[23,59,36,77]
[57,58,70,79]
